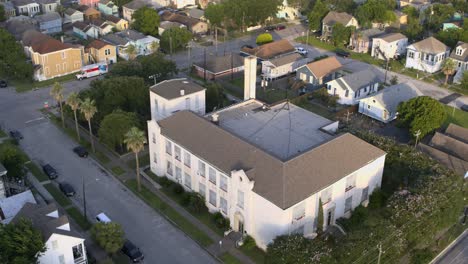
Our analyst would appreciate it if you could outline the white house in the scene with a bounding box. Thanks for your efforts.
[147,58,387,250]
[371,33,408,60]
[64,8,84,24]
[326,68,385,105]
[358,82,422,123]
[276,0,300,20]
[450,41,468,83]
[295,56,343,88]
[12,0,41,17]
[12,203,87,264]
[101,29,159,60]
[405,37,450,73]
[0,163,6,199]
[322,11,359,38]
[261,53,308,80]
[0,190,36,224]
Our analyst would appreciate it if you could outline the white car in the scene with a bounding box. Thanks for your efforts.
[296,47,308,56]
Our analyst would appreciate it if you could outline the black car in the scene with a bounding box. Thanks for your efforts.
[121,240,144,263]
[335,49,350,58]
[42,164,58,179]
[0,80,7,88]
[59,182,75,197]
[461,104,468,112]
[73,146,88,158]
[264,25,275,32]
[9,130,23,140]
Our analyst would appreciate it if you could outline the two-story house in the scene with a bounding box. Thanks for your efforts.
[147,61,386,250]
[22,30,85,81]
[87,39,117,64]
[64,8,84,24]
[122,0,148,22]
[13,203,87,264]
[79,0,99,7]
[160,11,208,34]
[101,29,159,60]
[371,33,408,60]
[450,41,468,83]
[326,68,385,105]
[321,11,359,38]
[36,0,60,13]
[261,53,308,80]
[103,14,129,31]
[97,0,118,17]
[77,5,101,20]
[405,37,450,73]
[0,2,17,19]
[12,0,40,17]
[349,28,384,53]
[35,12,62,34]
[296,56,343,88]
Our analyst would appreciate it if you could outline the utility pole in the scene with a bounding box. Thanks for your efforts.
[82,173,87,219]
[377,244,383,264]
[414,129,421,148]
[149,73,161,86]
[188,41,191,69]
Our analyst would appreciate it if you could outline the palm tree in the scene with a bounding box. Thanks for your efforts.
[80,98,97,153]
[66,92,81,141]
[124,127,147,192]
[442,58,456,85]
[50,82,65,128]
[149,41,159,53]
[125,44,137,60]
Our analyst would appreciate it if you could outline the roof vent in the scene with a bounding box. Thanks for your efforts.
[211,113,219,125]
[180,89,185,96]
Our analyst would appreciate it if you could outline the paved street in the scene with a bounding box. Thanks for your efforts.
[0,85,217,264]
[433,230,468,264]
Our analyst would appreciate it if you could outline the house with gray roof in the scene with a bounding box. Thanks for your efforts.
[5,15,38,40]
[35,12,62,34]
[36,0,60,14]
[450,41,468,83]
[349,28,385,53]
[321,11,359,38]
[261,52,308,79]
[405,37,450,73]
[64,8,84,24]
[98,0,119,17]
[326,67,385,105]
[122,0,149,22]
[0,190,36,223]
[102,29,159,60]
[12,0,40,17]
[0,2,17,19]
[12,203,88,264]
[371,32,408,60]
[358,82,422,123]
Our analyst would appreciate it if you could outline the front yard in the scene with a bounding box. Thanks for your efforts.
[443,104,468,128]
[11,73,76,93]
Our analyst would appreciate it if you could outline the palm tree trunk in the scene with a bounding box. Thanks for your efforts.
[135,152,141,192]
[73,110,80,141]
[59,102,65,128]
[87,119,95,153]
[445,73,449,85]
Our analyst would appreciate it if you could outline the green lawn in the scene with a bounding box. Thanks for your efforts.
[239,245,266,264]
[66,207,91,230]
[443,105,468,128]
[111,166,126,176]
[43,183,72,207]
[296,36,336,51]
[125,180,213,247]
[126,154,150,170]
[93,151,111,164]
[0,129,6,137]
[25,162,49,182]
[12,73,77,93]
[219,253,242,264]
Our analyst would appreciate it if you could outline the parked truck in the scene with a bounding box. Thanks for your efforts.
[76,63,108,80]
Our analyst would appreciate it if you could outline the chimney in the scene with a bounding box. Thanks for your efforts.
[180,89,185,96]
[244,56,257,101]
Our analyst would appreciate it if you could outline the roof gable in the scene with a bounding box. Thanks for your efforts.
[322,11,355,26]
[303,56,342,78]
[408,37,449,54]
[241,39,295,60]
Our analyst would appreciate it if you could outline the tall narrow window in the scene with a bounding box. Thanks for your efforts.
[198,161,206,177]
[166,161,173,175]
[209,190,216,206]
[220,197,227,214]
[165,140,172,155]
[184,152,191,168]
[184,173,191,189]
[209,167,216,184]
[175,166,182,181]
[220,175,228,192]
[237,190,244,209]
[199,182,206,197]
[345,196,353,212]
[174,145,181,161]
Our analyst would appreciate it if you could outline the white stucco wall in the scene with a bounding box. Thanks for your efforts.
[372,38,408,60]
[405,48,449,73]
[359,99,394,123]
[39,234,86,264]
[150,89,206,121]
[326,79,379,105]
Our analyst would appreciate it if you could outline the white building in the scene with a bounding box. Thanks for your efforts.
[261,53,308,80]
[0,190,36,224]
[358,82,422,123]
[450,41,468,83]
[101,29,159,60]
[405,37,450,73]
[12,203,87,264]
[371,33,408,60]
[147,58,387,249]
[0,163,6,199]
[63,8,84,24]
[276,0,300,20]
[12,0,41,17]
[326,68,385,105]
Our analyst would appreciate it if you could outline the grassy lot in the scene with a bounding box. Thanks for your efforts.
[126,154,150,170]
[43,183,72,207]
[0,129,6,137]
[296,36,336,51]
[66,207,92,230]
[111,166,126,176]
[25,162,49,182]
[219,253,242,264]
[239,245,266,264]
[12,73,76,93]
[443,105,468,128]
[293,100,336,120]
[93,151,111,164]
[125,179,213,247]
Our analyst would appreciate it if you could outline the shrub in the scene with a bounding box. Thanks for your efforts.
[171,182,185,195]
[187,193,207,214]
[242,235,257,250]
[212,212,230,229]
[256,33,273,45]
[410,248,435,264]
[180,192,191,206]
[368,189,387,209]
[159,177,173,188]
[347,205,369,227]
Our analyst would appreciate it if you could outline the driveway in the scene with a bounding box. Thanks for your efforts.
[0,85,217,264]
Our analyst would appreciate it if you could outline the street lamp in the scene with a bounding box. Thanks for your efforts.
[149,73,162,86]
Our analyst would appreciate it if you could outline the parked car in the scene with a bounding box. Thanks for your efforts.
[276,24,286,30]
[96,212,112,223]
[295,47,308,56]
[0,80,7,88]
[73,146,88,158]
[59,182,75,197]
[9,130,23,140]
[335,49,350,58]
[42,164,58,179]
[121,240,144,263]
[461,104,468,112]
[264,25,275,32]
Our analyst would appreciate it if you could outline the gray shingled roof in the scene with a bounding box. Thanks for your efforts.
[429,132,468,162]
[450,41,468,62]
[150,78,205,100]
[445,123,468,144]
[409,37,449,54]
[65,8,80,16]
[123,0,147,10]
[322,11,355,26]
[35,12,61,23]
[268,53,303,67]
[338,68,385,92]
[361,82,422,113]
[377,33,407,43]
[158,109,386,209]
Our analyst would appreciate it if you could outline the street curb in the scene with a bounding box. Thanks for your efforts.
[429,228,468,264]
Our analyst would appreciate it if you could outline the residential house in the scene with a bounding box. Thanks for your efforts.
[358,82,422,123]
[101,29,159,60]
[22,30,85,81]
[103,14,129,31]
[405,37,450,73]
[276,0,300,20]
[1,2,17,18]
[450,42,468,83]
[261,53,307,80]
[296,56,343,88]
[158,21,186,35]
[322,11,359,38]
[443,22,461,31]
[98,0,118,17]
[326,68,385,105]
[193,54,244,80]
[123,0,148,22]
[12,203,87,264]
[349,28,385,53]
[77,5,101,20]
[391,10,408,29]
[73,21,93,39]
[87,39,117,64]
[398,0,431,10]
[12,0,40,17]
[0,163,6,199]
[36,0,59,14]
[79,0,99,8]
[371,33,408,60]
[241,39,296,61]
[160,11,208,34]
[35,12,62,34]
[160,0,195,9]
[0,190,36,224]
[186,8,205,21]
[64,8,84,24]
[147,66,387,249]
[89,18,114,35]
[5,16,38,40]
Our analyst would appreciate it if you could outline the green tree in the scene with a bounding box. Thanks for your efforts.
[317,198,324,234]
[160,27,192,53]
[265,235,313,264]
[423,3,455,31]
[308,0,329,32]
[356,0,397,27]
[397,96,447,139]
[67,92,82,141]
[223,0,281,31]
[256,33,273,45]
[149,41,159,53]
[109,60,144,77]
[80,98,97,153]
[125,44,137,60]
[98,110,139,152]
[138,53,178,84]
[461,71,468,90]
[50,82,65,128]
[206,83,224,112]
[0,143,27,179]
[91,222,125,255]
[132,7,160,36]
[325,0,357,13]
[124,127,147,192]
[331,23,351,46]
[0,218,46,264]
[390,75,398,85]
[204,3,225,27]
[436,28,468,49]
[441,58,456,85]
[0,29,33,80]
[0,4,6,22]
